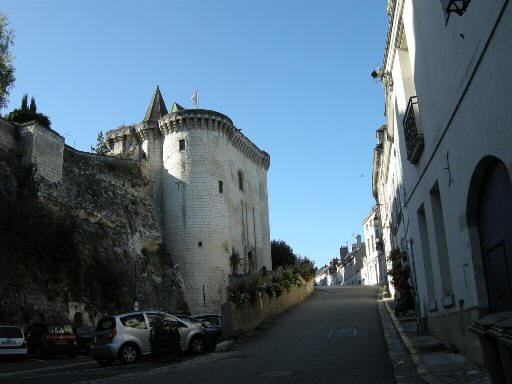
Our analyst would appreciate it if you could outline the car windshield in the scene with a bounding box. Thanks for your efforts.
[0,327,23,338]
[47,325,73,335]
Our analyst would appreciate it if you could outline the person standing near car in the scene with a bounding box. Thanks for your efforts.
[150,317,181,361]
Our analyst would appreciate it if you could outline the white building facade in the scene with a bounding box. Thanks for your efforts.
[340,236,366,287]
[375,0,512,364]
[362,207,387,286]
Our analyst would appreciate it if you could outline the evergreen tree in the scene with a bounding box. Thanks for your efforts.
[91,131,110,155]
[21,94,28,111]
[29,97,36,113]
[6,94,51,128]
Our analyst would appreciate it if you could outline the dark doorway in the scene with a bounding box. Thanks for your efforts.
[477,160,512,313]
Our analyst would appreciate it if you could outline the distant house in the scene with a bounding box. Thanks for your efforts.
[340,235,366,287]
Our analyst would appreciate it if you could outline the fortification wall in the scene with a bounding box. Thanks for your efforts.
[222,281,314,337]
[0,119,187,325]
[0,117,16,152]
[19,122,64,184]
[160,110,271,313]
[39,147,188,320]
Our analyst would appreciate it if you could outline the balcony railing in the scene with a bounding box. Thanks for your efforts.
[403,96,424,164]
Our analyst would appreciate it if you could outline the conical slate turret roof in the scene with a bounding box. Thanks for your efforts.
[143,86,168,121]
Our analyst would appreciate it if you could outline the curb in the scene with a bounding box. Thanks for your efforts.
[377,288,424,384]
[215,339,235,353]
[383,300,436,383]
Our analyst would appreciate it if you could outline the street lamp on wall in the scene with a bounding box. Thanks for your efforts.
[444,0,471,15]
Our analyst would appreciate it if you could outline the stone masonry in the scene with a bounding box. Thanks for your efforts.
[107,87,272,313]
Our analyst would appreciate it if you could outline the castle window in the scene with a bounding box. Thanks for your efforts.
[219,180,223,193]
[238,171,244,191]
[179,139,185,151]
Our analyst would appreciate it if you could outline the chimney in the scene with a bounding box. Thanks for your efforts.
[356,234,362,247]
[340,246,348,259]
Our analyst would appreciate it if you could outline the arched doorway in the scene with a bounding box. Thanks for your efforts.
[474,159,512,313]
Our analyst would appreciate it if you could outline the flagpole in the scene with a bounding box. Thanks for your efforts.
[191,87,199,109]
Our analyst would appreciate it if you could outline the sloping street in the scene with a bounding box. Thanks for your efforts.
[0,287,394,384]
[120,286,394,383]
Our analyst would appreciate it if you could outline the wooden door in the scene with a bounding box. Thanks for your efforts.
[478,161,512,313]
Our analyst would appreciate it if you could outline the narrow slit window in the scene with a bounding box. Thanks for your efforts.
[179,139,185,151]
[238,171,244,191]
[218,180,223,193]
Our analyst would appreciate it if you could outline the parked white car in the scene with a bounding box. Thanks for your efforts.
[0,325,27,360]
[90,311,215,366]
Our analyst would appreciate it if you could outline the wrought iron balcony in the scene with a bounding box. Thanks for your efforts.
[403,96,424,164]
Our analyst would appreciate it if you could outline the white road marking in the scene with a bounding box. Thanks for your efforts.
[327,329,334,338]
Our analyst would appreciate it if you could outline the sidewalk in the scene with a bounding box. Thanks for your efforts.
[379,296,491,384]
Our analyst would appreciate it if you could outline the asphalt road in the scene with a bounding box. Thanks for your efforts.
[0,286,394,384]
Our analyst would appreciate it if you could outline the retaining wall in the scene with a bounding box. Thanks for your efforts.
[221,281,314,337]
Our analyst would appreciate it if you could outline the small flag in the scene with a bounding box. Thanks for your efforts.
[191,88,199,108]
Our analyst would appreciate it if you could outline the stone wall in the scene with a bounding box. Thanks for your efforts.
[19,121,64,184]
[0,120,187,326]
[160,110,271,313]
[0,117,16,152]
[221,281,314,337]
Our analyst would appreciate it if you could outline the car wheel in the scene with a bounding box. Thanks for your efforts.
[189,336,206,355]
[119,343,139,364]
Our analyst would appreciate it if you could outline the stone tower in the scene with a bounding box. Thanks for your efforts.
[107,87,271,313]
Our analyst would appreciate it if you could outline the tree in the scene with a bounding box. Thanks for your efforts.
[29,96,36,113]
[6,95,51,128]
[21,94,28,111]
[91,131,110,155]
[271,239,297,269]
[0,13,15,111]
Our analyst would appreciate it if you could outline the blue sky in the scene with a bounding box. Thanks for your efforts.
[2,0,388,268]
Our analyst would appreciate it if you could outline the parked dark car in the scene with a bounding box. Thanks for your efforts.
[191,314,223,340]
[25,323,78,358]
[74,326,94,353]
[176,315,222,345]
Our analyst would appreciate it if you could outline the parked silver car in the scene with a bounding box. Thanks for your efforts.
[90,311,213,366]
[0,325,27,360]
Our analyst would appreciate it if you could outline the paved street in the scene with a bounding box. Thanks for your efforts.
[0,286,394,384]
